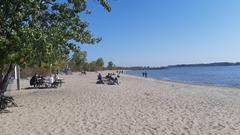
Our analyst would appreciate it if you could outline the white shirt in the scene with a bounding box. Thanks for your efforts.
[49,76,54,84]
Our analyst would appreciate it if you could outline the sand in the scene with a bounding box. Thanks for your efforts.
[1,72,240,135]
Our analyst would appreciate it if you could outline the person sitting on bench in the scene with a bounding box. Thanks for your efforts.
[30,74,38,88]
[114,77,119,85]
[49,75,56,88]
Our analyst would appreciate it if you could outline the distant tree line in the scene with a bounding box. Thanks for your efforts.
[19,50,117,78]
[68,50,117,72]
[117,62,240,71]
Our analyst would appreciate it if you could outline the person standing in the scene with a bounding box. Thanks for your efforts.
[145,71,148,78]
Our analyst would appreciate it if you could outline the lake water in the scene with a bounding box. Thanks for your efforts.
[127,65,240,88]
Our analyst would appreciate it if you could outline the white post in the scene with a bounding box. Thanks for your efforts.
[15,66,17,79]
[16,65,20,90]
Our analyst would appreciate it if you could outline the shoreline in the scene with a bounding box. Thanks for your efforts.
[5,71,240,95]
[126,72,240,90]
[124,73,240,91]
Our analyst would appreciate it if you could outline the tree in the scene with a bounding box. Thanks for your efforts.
[89,61,97,71]
[96,57,104,70]
[0,0,111,92]
[70,50,87,71]
[82,62,90,71]
[107,61,115,70]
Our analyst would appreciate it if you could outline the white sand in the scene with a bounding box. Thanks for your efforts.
[1,72,240,135]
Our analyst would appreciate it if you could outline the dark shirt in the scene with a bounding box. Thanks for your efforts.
[98,74,102,80]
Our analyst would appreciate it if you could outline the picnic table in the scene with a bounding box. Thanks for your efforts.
[30,77,63,88]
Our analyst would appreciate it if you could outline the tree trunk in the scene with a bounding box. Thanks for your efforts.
[0,62,14,94]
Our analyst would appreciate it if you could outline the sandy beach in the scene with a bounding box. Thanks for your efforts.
[1,72,240,135]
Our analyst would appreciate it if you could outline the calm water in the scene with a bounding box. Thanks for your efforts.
[127,65,240,88]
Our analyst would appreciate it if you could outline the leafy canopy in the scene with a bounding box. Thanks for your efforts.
[107,61,115,70]
[96,57,104,70]
[0,0,111,68]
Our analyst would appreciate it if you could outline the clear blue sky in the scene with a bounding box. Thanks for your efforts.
[79,0,240,67]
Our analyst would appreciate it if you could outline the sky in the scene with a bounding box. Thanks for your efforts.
[79,0,240,67]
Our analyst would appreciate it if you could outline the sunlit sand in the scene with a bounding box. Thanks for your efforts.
[1,72,240,135]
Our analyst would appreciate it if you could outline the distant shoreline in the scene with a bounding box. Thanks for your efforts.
[126,65,240,89]
[119,62,240,70]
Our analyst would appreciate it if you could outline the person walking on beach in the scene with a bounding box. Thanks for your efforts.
[145,71,147,78]
[142,72,145,77]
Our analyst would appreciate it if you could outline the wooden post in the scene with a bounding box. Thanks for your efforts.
[50,64,52,75]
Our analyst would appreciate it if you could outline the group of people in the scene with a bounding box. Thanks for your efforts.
[116,70,125,74]
[30,73,61,88]
[97,73,119,85]
[142,71,148,78]
[30,74,44,88]
[80,71,87,75]
[63,67,72,75]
